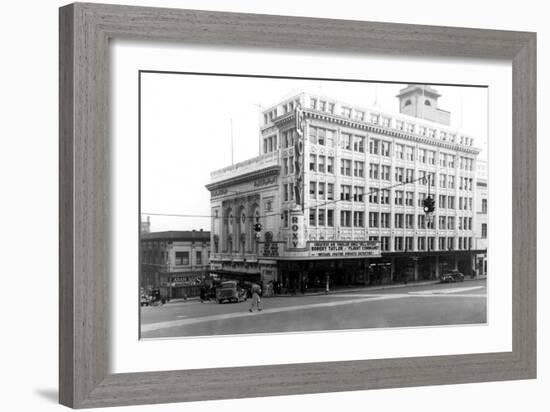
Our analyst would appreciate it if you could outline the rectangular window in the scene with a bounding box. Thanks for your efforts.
[448,155,455,168]
[439,195,447,209]
[418,148,426,163]
[448,196,455,209]
[369,188,379,204]
[447,216,455,230]
[354,186,364,202]
[439,215,447,229]
[405,146,414,161]
[340,210,352,227]
[417,237,426,251]
[440,174,447,188]
[439,237,446,250]
[381,212,391,228]
[196,251,202,265]
[394,190,404,206]
[354,161,364,177]
[327,209,334,227]
[327,157,334,173]
[440,153,447,167]
[318,209,325,226]
[406,214,414,229]
[326,130,335,147]
[369,163,379,179]
[369,212,379,228]
[309,181,316,199]
[380,189,390,205]
[482,198,487,213]
[318,155,326,173]
[309,126,317,144]
[418,214,426,229]
[427,150,435,165]
[405,168,414,183]
[447,237,454,250]
[309,208,316,226]
[340,185,351,201]
[289,156,294,174]
[405,237,414,251]
[428,237,435,250]
[380,165,390,181]
[353,135,365,152]
[309,154,316,171]
[318,182,325,199]
[341,159,351,176]
[405,191,414,206]
[175,251,189,265]
[310,98,317,109]
[341,106,352,118]
[283,184,289,201]
[283,210,289,228]
[381,141,391,156]
[318,128,326,146]
[395,144,404,159]
[394,237,403,251]
[369,138,379,155]
[394,213,404,228]
[381,236,390,251]
[447,175,455,189]
[395,167,404,183]
[341,133,352,150]
[327,183,334,200]
[353,211,364,227]
[355,111,365,121]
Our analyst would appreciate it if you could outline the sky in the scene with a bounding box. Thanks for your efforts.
[140,73,488,232]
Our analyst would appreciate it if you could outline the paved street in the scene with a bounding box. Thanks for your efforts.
[140,278,486,338]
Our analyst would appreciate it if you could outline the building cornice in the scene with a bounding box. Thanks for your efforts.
[206,165,281,192]
[304,110,481,155]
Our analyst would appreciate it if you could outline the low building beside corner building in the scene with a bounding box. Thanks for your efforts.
[140,230,210,298]
[207,85,484,292]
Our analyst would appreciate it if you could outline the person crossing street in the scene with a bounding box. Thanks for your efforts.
[249,284,263,312]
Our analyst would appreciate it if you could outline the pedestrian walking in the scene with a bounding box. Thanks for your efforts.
[249,284,263,312]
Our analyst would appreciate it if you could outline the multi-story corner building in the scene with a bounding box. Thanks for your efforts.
[207,85,483,291]
[474,160,488,275]
[140,230,210,298]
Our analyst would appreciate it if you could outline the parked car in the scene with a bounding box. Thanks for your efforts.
[216,280,247,303]
[140,294,152,306]
[439,271,465,283]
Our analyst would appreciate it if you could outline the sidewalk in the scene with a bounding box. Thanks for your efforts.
[166,275,487,303]
[271,274,487,298]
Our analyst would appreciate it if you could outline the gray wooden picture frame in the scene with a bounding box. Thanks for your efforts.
[59,2,536,408]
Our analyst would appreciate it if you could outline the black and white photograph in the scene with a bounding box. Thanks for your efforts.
[139,73,488,339]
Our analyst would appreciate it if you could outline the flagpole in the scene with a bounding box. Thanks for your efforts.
[230,118,234,166]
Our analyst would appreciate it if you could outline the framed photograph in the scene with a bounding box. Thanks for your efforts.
[59,2,536,408]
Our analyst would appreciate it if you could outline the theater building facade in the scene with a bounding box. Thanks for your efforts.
[207,86,483,292]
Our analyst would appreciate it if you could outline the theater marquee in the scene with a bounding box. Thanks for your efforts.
[308,240,381,258]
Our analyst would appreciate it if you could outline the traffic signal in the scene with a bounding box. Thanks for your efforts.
[422,196,435,213]
[253,223,263,232]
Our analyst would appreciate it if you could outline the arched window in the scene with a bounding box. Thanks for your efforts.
[404,99,412,107]
[424,99,432,106]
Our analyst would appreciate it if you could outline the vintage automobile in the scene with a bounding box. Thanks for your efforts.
[140,294,151,306]
[439,270,465,283]
[215,280,247,304]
